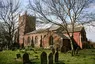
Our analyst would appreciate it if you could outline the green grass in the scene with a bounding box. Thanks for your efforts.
[0,50,22,64]
[0,49,95,64]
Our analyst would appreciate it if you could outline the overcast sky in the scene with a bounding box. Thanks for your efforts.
[21,0,95,42]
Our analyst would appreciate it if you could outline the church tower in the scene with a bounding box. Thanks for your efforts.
[18,12,36,45]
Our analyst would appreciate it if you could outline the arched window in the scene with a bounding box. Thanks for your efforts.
[22,38,24,47]
[23,38,24,44]
[27,37,30,43]
[35,36,38,44]
[40,35,43,47]
[31,36,34,47]
[49,35,53,45]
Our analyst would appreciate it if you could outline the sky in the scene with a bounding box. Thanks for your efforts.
[85,26,95,42]
[21,0,95,42]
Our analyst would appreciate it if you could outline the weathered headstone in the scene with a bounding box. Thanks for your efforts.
[55,51,59,63]
[56,47,59,52]
[48,53,53,64]
[16,54,21,59]
[23,52,31,64]
[51,47,55,55]
[41,51,47,64]
[76,47,79,54]
[61,46,67,53]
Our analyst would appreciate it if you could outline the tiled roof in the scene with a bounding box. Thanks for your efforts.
[26,25,60,34]
[55,32,69,39]
[26,24,84,34]
[48,25,60,31]
[26,29,48,34]
[62,26,83,33]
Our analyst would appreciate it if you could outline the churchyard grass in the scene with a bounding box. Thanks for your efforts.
[0,49,95,64]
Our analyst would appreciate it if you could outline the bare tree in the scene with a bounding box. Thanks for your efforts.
[29,0,92,56]
[84,13,95,26]
[0,0,21,49]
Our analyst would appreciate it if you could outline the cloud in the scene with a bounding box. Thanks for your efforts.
[85,25,95,42]
[89,3,95,9]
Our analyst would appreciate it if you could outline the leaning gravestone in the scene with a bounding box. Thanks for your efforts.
[48,53,53,64]
[41,51,47,64]
[23,52,31,64]
[55,51,59,63]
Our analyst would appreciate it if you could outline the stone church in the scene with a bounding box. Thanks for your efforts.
[18,13,87,50]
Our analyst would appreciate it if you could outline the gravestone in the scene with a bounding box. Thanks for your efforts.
[41,51,47,64]
[55,51,59,63]
[23,52,31,64]
[61,46,67,53]
[16,54,21,59]
[48,53,53,64]
[56,47,59,52]
[51,47,55,55]
[76,47,79,54]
